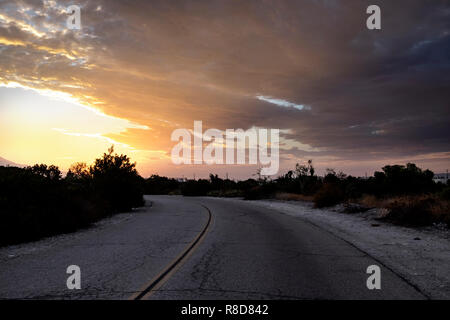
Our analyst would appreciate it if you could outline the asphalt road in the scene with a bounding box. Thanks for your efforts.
[0,195,425,299]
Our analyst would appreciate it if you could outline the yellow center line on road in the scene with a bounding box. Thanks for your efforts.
[129,204,213,300]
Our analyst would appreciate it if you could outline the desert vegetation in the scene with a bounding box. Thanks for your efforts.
[143,161,450,228]
[0,147,144,246]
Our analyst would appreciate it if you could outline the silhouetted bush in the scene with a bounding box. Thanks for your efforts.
[440,187,450,201]
[371,163,436,196]
[181,179,211,196]
[0,165,92,245]
[313,183,345,208]
[145,175,180,194]
[243,183,277,200]
[274,160,321,195]
[0,147,144,246]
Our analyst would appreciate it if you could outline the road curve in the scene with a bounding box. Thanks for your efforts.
[0,195,425,299]
[145,196,424,300]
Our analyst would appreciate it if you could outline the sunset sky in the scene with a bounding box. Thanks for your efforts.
[0,0,449,179]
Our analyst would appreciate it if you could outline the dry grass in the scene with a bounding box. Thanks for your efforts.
[427,198,450,225]
[274,191,449,227]
[357,194,383,208]
[356,194,450,227]
[313,183,345,208]
[274,192,314,202]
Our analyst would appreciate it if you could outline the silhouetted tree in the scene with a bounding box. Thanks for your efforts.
[90,146,144,211]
